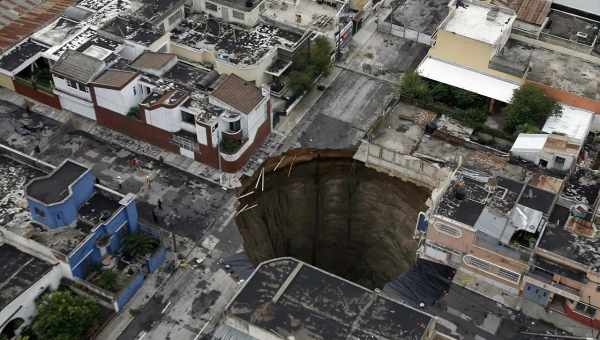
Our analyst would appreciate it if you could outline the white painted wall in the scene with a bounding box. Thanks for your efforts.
[94,77,145,115]
[0,264,63,336]
[214,49,275,86]
[144,106,181,132]
[196,124,208,145]
[58,93,97,120]
[52,75,92,102]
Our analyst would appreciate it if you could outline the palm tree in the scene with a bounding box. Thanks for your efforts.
[123,233,160,259]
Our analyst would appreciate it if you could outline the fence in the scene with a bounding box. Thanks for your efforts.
[376,21,432,45]
[115,273,145,311]
[361,141,450,190]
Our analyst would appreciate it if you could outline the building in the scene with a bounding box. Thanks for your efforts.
[83,50,272,172]
[511,104,594,172]
[418,166,563,307]
[0,145,165,336]
[417,1,521,105]
[218,257,449,340]
[525,167,600,329]
[168,12,307,87]
[0,244,63,339]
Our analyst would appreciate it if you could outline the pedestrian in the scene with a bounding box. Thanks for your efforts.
[158,199,162,210]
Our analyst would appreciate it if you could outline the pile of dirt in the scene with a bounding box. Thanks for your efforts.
[236,149,430,288]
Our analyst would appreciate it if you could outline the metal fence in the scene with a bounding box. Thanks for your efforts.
[376,21,432,45]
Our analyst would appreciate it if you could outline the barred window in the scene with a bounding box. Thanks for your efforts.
[435,223,462,238]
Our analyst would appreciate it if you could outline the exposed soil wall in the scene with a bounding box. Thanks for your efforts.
[236,149,430,288]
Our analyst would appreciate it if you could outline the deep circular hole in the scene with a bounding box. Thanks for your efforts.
[236,149,431,288]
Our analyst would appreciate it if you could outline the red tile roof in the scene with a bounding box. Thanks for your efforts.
[0,0,75,51]
[211,74,263,114]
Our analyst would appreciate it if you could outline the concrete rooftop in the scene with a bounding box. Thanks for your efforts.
[227,257,434,340]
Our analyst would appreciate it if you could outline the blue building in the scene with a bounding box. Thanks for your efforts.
[22,159,164,311]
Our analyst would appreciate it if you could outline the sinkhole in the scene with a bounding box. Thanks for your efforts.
[236,149,431,289]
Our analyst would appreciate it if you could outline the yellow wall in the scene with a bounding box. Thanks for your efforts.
[0,73,15,91]
[429,31,522,83]
[169,42,215,65]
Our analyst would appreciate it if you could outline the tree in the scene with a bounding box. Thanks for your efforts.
[310,37,333,77]
[123,233,160,259]
[503,84,562,133]
[398,72,430,101]
[32,291,100,340]
[287,70,314,94]
[286,36,333,95]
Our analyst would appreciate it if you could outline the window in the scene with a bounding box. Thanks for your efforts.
[228,120,241,132]
[182,111,195,125]
[34,207,46,218]
[463,255,521,283]
[133,86,137,96]
[77,82,88,92]
[232,10,245,20]
[67,79,77,89]
[206,1,218,11]
[575,302,597,318]
[555,156,566,166]
[539,159,548,168]
[434,223,462,238]
[145,86,150,94]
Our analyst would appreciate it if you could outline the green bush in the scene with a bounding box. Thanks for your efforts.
[95,270,119,292]
[398,72,430,101]
[503,84,562,133]
[454,107,488,129]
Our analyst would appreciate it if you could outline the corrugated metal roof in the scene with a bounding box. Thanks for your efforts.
[51,49,105,83]
[0,0,75,51]
[417,57,521,103]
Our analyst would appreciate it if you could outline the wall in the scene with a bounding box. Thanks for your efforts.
[93,77,144,115]
[147,247,166,273]
[220,109,270,172]
[214,49,275,86]
[52,75,92,102]
[145,105,183,132]
[95,105,179,153]
[0,73,15,91]
[58,93,97,121]
[115,272,145,311]
[169,42,215,64]
[429,31,523,83]
[355,141,451,190]
[13,81,61,109]
[0,264,62,336]
[427,219,476,254]
[27,170,96,229]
